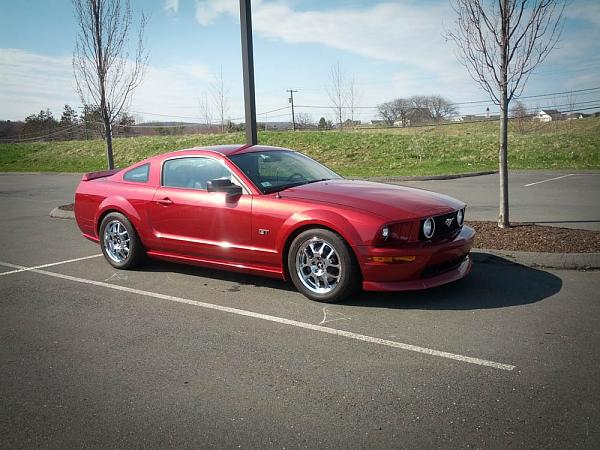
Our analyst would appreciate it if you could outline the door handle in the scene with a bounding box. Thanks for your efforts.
[156,197,173,205]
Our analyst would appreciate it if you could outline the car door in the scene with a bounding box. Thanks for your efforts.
[148,156,253,265]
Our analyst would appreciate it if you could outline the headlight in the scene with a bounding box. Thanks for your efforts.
[376,222,413,244]
[381,226,390,240]
[457,209,464,226]
[422,217,435,239]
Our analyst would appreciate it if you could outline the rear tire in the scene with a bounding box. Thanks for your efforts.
[99,212,144,269]
[288,228,359,303]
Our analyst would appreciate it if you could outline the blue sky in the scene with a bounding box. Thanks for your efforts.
[1,0,599,123]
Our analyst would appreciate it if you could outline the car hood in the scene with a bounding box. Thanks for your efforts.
[279,179,465,220]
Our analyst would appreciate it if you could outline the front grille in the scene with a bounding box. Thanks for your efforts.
[419,211,462,241]
[421,254,467,278]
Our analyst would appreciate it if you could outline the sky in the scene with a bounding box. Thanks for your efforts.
[1,0,599,124]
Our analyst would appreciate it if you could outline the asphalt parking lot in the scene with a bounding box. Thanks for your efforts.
[402,170,600,230]
[1,172,599,448]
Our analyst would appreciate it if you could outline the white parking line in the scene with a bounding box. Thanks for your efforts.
[0,254,103,276]
[0,259,515,372]
[523,173,574,187]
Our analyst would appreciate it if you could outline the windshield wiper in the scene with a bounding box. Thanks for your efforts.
[302,178,331,185]
[266,178,331,195]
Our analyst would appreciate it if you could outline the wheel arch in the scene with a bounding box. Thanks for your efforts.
[281,223,361,283]
[95,197,143,237]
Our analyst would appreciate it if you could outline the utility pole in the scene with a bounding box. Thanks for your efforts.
[239,0,257,145]
[287,89,298,131]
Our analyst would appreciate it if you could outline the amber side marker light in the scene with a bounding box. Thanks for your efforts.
[370,256,416,263]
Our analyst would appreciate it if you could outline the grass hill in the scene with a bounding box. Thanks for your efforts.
[0,117,598,176]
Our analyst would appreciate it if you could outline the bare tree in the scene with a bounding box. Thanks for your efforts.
[198,93,213,132]
[376,101,398,126]
[327,63,346,129]
[427,95,459,121]
[510,100,529,133]
[447,0,565,227]
[211,66,230,133]
[295,112,314,130]
[346,76,362,124]
[73,0,148,169]
[377,98,412,127]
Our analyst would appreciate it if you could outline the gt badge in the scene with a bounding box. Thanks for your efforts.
[445,218,454,227]
[258,229,270,235]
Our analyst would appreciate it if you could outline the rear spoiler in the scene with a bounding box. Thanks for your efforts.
[81,168,121,181]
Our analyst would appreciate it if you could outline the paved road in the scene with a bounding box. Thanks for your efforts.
[1,173,599,448]
[400,170,600,231]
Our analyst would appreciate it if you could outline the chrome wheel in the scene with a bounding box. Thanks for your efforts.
[296,238,342,294]
[103,220,131,264]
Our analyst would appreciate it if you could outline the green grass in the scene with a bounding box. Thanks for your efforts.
[1,117,598,176]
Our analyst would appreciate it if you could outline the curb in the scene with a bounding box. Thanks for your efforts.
[49,206,75,220]
[363,171,497,183]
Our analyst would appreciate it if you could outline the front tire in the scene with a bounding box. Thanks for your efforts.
[288,228,359,303]
[99,212,144,269]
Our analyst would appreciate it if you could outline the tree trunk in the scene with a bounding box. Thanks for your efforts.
[498,90,509,228]
[103,115,114,170]
[498,0,510,228]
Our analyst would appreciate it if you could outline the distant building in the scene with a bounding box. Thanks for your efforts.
[343,119,361,128]
[391,108,434,127]
[565,112,590,120]
[535,109,562,122]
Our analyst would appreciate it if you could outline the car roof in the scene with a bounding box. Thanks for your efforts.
[160,144,292,159]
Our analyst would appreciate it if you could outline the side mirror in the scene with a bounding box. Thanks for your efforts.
[207,178,243,198]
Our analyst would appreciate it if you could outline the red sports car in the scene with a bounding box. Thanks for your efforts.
[75,145,475,302]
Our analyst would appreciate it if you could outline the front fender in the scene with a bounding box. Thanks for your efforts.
[275,209,368,254]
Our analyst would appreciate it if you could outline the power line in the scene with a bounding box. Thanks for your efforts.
[293,86,600,110]
[0,123,84,142]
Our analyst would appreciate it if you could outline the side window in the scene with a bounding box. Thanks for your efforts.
[162,157,239,190]
[123,163,149,183]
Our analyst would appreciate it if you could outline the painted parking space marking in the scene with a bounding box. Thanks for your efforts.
[0,254,102,277]
[523,173,574,187]
[0,260,515,371]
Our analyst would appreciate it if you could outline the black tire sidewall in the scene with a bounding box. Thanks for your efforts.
[99,212,141,269]
[288,228,358,303]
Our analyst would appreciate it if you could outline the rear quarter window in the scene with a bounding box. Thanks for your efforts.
[123,164,149,183]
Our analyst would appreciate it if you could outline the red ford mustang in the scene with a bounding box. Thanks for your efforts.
[75,144,475,302]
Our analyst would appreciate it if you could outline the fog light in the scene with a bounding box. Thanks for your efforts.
[423,217,435,239]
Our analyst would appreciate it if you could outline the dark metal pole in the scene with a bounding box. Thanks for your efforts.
[287,89,298,131]
[239,0,257,145]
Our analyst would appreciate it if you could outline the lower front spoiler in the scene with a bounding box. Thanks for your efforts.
[362,256,472,292]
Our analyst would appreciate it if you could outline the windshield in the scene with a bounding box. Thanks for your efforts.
[228,150,342,194]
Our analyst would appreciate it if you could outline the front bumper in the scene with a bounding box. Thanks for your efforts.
[357,225,475,292]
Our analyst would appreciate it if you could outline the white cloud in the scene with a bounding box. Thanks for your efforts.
[194,0,458,72]
[565,0,600,27]
[0,48,215,122]
[191,0,600,116]
[164,0,179,14]
[133,62,215,119]
[0,48,79,120]
[195,0,237,26]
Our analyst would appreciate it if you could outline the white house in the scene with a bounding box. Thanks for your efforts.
[536,109,562,122]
